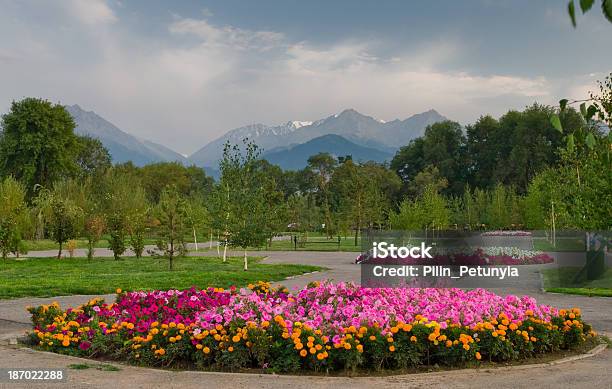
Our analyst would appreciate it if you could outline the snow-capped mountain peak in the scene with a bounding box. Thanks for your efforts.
[290,120,313,129]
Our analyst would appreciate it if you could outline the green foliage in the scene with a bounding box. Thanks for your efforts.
[75,135,112,179]
[391,120,466,196]
[254,161,287,247]
[137,162,213,203]
[307,152,338,237]
[218,140,268,269]
[0,98,80,198]
[84,216,105,260]
[154,186,189,270]
[567,0,612,26]
[125,186,150,259]
[107,213,126,261]
[527,77,612,230]
[330,160,400,243]
[34,188,83,258]
[0,177,28,259]
[390,184,450,230]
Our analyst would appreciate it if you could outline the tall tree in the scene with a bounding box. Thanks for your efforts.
[307,153,337,237]
[218,140,268,270]
[155,186,188,270]
[0,177,28,259]
[0,98,80,197]
[75,135,112,179]
[34,187,82,258]
[391,120,466,196]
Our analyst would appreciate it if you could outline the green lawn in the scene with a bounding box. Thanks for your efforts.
[533,238,586,252]
[0,256,322,299]
[542,266,612,297]
[259,236,363,252]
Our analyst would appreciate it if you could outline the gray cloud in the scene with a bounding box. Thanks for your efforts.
[0,1,606,154]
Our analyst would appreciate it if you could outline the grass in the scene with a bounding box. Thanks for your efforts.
[532,238,586,252]
[0,256,322,299]
[542,266,612,297]
[261,236,363,252]
[68,363,121,371]
[23,231,216,252]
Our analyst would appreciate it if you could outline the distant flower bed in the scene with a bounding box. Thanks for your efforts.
[481,231,532,237]
[28,282,593,373]
[356,247,553,265]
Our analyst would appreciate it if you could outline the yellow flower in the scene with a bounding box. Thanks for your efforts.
[203,347,210,354]
[389,345,395,352]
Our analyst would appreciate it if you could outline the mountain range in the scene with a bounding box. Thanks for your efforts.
[263,134,392,170]
[65,105,447,172]
[66,105,188,166]
[189,108,446,168]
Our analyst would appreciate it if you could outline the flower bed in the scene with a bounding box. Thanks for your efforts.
[28,282,594,373]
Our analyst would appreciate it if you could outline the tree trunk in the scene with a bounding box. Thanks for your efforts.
[222,242,227,262]
[210,229,213,249]
[243,249,248,271]
[57,241,62,259]
[193,227,198,251]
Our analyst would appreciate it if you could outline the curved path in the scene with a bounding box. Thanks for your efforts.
[1,249,610,388]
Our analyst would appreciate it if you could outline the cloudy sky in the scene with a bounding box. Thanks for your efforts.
[0,0,610,154]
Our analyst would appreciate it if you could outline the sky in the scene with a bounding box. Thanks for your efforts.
[0,0,610,155]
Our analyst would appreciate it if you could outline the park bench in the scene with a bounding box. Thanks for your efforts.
[293,235,341,250]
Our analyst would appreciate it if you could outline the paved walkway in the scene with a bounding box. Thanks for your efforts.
[1,249,610,388]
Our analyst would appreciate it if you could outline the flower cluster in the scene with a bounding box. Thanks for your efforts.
[28,281,594,373]
[480,247,553,264]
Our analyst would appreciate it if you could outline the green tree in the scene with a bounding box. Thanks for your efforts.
[107,213,126,261]
[220,140,268,270]
[183,196,208,251]
[408,165,448,197]
[100,171,139,260]
[155,186,188,270]
[390,184,450,231]
[307,153,338,237]
[84,215,105,260]
[0,98,80,197]
[35,188,82,258]
[391,121,466,196]
[0,177,28,260]
[139,162,213,203]
[75,135,111,178]
[125,186,149,259]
